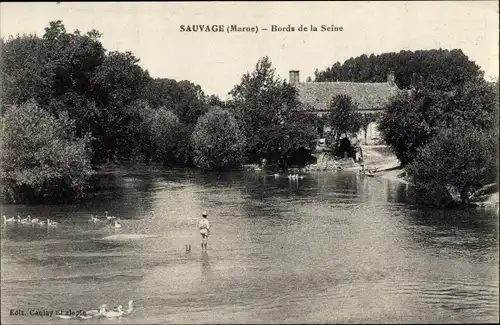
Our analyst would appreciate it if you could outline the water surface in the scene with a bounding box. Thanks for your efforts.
[1,166,498,323]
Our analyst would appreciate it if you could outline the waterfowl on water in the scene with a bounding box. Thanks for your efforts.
[105,211,116,221]
[31,217,40,224]
[110,220,121,229]
[112,300,133,314]
[89,215,102,223]
[125,300,134,314]
[47,219,58,226]
[20,216,30,224]
[3,216,15,223]
[86,304,107,317]
[103,305,123,317]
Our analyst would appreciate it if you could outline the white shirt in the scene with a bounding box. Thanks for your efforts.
[199,218,210,230]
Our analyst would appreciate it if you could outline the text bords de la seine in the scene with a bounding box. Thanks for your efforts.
[179,24,343,33]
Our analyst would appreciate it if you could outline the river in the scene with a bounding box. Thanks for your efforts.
[1,166,498,323]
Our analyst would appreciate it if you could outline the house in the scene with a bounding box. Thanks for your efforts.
[289,70,404,144]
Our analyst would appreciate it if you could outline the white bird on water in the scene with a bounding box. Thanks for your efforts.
[125,300,134,314]
[85,304,107,317]
[112,300,133,314]
[3,216,15,223]
[109,219,122,229]
[105,211,116,221]
[89,215,102,223]
[103,305,123,317]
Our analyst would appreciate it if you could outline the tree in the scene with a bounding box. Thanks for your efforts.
[208,94,226,108]
[326,94,363,144]
[228,56,318,164]
[89,51,152,162]
[146,108,184,164]
[406,127,497,208]
[380,79,498,167]
[144,78,209,127]
[437,79,499,132]
[0,21,155,164]
[0,101,93,203]
[191,108,246,170]
[314,49,482,91]
[378,92,435,166]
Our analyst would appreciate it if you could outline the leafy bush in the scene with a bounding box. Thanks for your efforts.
[378,92,435,166]
[326,94,363,144]
[191,108,246,170]
[406,127,498,208]
[379,78,498,167]
[141,105,185,164]
[0,101,93,203]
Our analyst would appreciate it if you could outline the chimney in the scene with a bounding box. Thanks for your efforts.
[289,70,300,87]
[387,71,395,87]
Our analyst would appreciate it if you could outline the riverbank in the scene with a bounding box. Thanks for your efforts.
[469,183,500,208]
[234,145,498,209]
[305,145,409,183]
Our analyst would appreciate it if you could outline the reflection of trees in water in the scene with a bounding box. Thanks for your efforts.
[84,166,159,218]
[403,208,499,261]
[201,251,212,275]
[385,181,410,203]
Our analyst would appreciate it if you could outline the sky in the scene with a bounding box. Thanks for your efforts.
[1,1,498,99]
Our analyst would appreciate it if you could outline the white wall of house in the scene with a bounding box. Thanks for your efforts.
[357,122,382,144]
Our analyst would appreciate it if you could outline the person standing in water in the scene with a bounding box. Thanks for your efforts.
[199,211,210,251]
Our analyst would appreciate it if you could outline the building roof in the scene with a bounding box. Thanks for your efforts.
[296,81,402,112]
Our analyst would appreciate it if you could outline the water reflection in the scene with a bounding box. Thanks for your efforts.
[1,166,498,324]
[402,208,499,263]
[201,251,212,275]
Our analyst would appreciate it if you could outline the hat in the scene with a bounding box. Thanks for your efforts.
[202,211,208,216]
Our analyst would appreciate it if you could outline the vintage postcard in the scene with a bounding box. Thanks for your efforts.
[1,1,498,324]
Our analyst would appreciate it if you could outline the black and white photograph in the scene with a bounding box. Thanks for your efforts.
[0,1,498,323]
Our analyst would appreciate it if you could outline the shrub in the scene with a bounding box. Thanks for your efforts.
[191,108,246,170]
[325,94,363,144]
[406,127,497,208]
[379,80,498,167]
[378,92,435,166]
[0,101,93,203]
